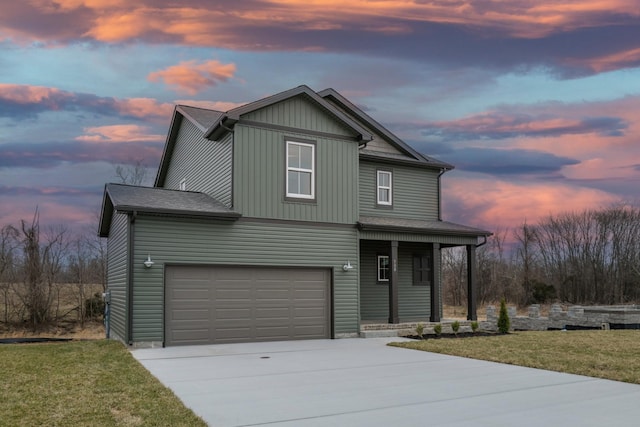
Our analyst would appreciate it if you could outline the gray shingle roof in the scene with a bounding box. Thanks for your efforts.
[177,105,224,131]
[99,184,240,236]
[358,216,492,237]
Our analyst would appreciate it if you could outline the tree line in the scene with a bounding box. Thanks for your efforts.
[443,204,640,308]
[0,210,106,330]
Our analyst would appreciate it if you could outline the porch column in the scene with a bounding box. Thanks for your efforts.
[388,240,399,324]
[430,243,441,322]
[466,244,477,321]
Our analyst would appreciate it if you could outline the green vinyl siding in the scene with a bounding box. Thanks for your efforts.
[129,216,360,342]
[233,124,359,223]
[106,212,128,342]
[243,95,358,138]
[360,160,439,220]
[360,241,431,321]
[164,119,232,206]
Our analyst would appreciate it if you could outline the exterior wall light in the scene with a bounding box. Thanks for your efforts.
[143,255,154,268]
[343,261,354,271]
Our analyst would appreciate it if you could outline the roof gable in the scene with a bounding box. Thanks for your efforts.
[318,88,454,170]
[204,85,373,142]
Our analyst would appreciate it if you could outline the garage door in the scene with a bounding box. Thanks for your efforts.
[165,266,331,346]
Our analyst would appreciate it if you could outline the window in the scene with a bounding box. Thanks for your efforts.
[179,179,186,191]
[377,170,392,205]
[377,255,390,282]
[413,253,432,286]
[286,141,315,199]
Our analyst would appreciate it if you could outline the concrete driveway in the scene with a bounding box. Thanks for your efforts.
[132,338,640,426]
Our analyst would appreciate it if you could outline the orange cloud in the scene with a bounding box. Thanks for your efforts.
[174,100,245,112]
[147,60,236,95]
[75,125,163,143]
[114,98,174,120]
[0,83,68,104]
[12,1,639,45]
[565,47,640,73]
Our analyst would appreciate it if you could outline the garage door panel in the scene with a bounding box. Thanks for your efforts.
[166,266,330,346]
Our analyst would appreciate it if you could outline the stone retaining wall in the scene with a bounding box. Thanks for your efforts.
[482,304,640,331]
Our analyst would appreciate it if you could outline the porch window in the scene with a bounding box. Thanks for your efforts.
[377,170,392,206]
[377,255,390,282]
[287,140,315,199]
[413,253,432,286]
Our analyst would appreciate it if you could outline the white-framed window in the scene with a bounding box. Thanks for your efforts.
[377,255,390,282]
[286,140,315,199]
[377,170,392,205]
[179,179,187,191]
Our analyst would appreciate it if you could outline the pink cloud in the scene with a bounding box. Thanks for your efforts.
[443,175,622,232]
[147,60,236,95]
[75,125,163,143]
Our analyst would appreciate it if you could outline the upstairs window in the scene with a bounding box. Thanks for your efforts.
[377,170,392,206]
[287,140,315,199]
[377,255,390,282]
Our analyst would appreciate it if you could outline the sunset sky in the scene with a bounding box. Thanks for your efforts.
[1,1,639,236]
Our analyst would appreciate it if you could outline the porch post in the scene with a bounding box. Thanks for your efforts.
[466,244,477,321]
[430,243,441,322]
[388,240,399,324]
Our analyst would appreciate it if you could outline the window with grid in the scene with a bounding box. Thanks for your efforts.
[287,141,315,199]
[377,255,390,282]
[377,170,392,205]
[413,253,432,286]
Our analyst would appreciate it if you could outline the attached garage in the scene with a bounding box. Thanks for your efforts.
[165,265,332,346]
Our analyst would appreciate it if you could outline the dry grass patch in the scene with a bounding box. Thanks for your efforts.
[390,330,640,384]
[0,340,206,427]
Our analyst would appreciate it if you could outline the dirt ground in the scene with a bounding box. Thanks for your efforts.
[0,320,105,340]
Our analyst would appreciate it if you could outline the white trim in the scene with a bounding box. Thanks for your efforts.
[377,170,392,205]
[377,255,390,282]
[179,179,187,191]
[286,141,315,199]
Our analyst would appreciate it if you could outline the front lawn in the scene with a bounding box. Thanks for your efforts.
[390,330,640,384]
[0,340,206,427]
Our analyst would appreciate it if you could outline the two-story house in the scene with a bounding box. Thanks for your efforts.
[98,85,491,347]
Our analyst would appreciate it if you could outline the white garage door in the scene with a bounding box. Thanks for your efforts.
[165,266,331,346]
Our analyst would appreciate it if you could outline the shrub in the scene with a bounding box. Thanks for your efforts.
[415,322,424,338]
[433,323,442,336]
[84,293,105,320]
[471,321,479,333]
[497,298,511,334]
[451,320,460,335]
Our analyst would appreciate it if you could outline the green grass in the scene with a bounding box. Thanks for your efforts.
[0,340,207,427]
[390,330,640,384]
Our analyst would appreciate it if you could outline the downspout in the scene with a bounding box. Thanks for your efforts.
[437,168,446,221]
[476,235,488,248]
[127,211,137,346]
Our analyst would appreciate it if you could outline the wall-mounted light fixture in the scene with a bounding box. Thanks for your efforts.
[342,261,354,271]
[143,255,154,268]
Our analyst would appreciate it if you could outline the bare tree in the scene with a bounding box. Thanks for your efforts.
[0,225,19,323]
[114,159,149,186]
[16,211,69,330]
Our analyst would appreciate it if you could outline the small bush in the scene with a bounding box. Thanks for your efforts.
[415,322,424,338]
[471,321,479,333]
[497,298,511,334]
[451,320,460,335]
[84,293,105,320]
[433,323,442,336]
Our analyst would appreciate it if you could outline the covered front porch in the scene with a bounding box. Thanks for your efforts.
[357,216,491,326]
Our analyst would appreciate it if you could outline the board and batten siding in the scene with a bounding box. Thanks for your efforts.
[233,124,359,223]
[130,216,360,343]
[106,212,129,342]
[164,118,233,206]
[359,160,439,220]
[242,95,359,138]
[359,241,431,321]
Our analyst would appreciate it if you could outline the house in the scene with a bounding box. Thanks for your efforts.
[98,85,491,347]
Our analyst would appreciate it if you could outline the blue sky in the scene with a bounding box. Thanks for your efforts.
[1,1,639,234]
